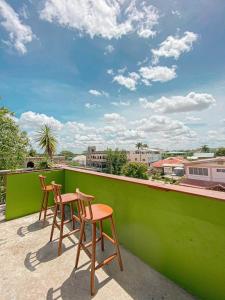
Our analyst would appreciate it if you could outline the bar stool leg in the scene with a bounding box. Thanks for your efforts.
[91,222,97,296]
[43,191,49,225]
[70,203,75,230]
[50,203,57,242]
[39,191,46,220]
[58,204,65,256]
[99,220,104,251]
[75,220,85,268]
[110,216,123,271]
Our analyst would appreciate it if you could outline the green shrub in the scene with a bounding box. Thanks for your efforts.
[122,162,148,180]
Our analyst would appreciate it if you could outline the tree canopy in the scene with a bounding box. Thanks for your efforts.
[106,148,127,175]
[60,150,74,160]
[35,125,57,159]
[215,147,225,157]
[122,162,148,179]
[200,145,210,153]
[0,106,29,170]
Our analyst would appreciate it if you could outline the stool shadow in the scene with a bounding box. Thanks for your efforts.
[46,268,111,300]
[24,241,73,272]
[17,220,50,237]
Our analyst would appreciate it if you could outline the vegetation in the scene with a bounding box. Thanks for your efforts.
[0,106,29,170]
[35,125,57,160]
[215,147,225,157]
[28,148,37,157]
[106,148,127,175]
[59,150,74,160]
[37,159,53,169]
[200,144,210,152]
[0,105,29,203]
[122,162,148,179]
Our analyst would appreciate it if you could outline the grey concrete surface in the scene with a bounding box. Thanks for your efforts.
[0,210,195,300]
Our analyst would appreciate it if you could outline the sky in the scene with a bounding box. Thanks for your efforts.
[0,0,225,153]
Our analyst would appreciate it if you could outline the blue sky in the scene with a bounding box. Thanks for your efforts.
[0,0,225,152]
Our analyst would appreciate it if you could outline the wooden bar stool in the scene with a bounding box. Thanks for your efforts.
[38,175,54,223]
[50,183,85,256]
[75,189,123,295]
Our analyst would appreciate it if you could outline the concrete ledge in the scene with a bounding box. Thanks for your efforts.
[64,167,225,202]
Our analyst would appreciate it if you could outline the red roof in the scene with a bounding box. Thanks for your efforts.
[152,157,188,168]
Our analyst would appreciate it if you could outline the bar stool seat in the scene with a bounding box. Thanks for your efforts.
[56,193,78,204]
[85,204,113,221]
[51,184,84,256]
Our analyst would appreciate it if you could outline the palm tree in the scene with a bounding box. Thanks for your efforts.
[136,142,144,162]
[36,125,57,160]
[201,144,210,153]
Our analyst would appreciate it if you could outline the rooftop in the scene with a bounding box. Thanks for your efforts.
[1,167,225,300]
[152,157,188,168]
[0,210,194,300]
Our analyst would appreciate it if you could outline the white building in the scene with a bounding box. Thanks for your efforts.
[72,155,86,167]
[183,157,225,186]
[127,149,162,166]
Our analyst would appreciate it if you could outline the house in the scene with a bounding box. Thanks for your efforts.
[151,157,188,176]
[127,148,162,166]
[181,157,225,189]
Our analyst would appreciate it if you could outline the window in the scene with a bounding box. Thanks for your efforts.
[217,168,225,173]
[189,167,208,176]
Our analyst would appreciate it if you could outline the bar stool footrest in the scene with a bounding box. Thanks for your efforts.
[95,253,117,270]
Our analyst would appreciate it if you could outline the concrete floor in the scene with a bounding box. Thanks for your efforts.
[0,207,195,300]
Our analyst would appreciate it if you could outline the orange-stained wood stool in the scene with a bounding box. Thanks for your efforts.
[38,175,54,223]
[75,189,123,296]
[50,183,85,256]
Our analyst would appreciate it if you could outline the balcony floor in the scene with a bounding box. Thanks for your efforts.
[0,209,195,300]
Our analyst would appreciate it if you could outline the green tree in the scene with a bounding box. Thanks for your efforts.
[28,148,37,157]
[215,147,225,156]
[60,150,74,160]
[0,106,29,170]
[35,125,57,160]
[122,162,148,179]
[200,144,210,153]
[106,148,127,175]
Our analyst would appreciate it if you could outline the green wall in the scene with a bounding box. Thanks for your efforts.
[6,169,64,220]
[5,169,225,300]
[65,170,225,300]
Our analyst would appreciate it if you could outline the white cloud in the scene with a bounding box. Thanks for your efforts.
[139,65,177,83]
[152,31,198,64]
[85,103,98,109]
[107,69,114,75]
[140,92,216,113]
[88,89,108,97]
[104,44,114,55]
[16,110,200,151]
[111,101,130,107]
[134,115,196,139]
[171,10,181,17]
[40,0,159,39]
[185,116,201,122]
[17,111,63,131]
[113,74,138,91]
[103,113,125,124]
[89,89,102,96]
[118,66,127,74]
[0,0,34,54]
